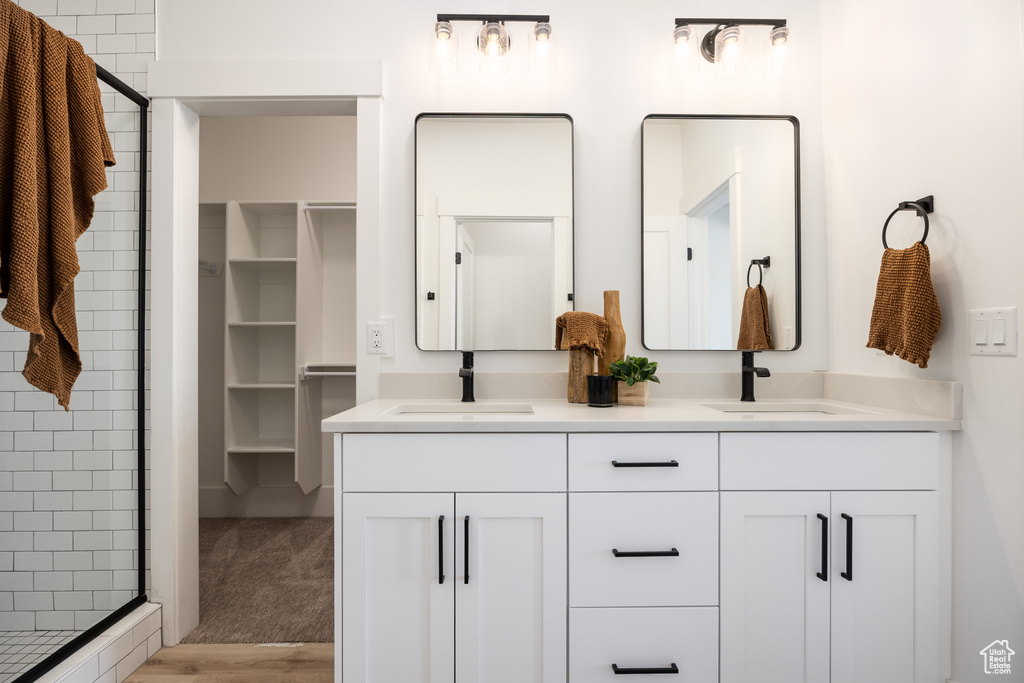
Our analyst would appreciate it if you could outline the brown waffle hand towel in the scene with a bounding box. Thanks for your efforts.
[0,0,115,409]
[867,241,941,368]
[555,312,608,355]
[736,284,774,350]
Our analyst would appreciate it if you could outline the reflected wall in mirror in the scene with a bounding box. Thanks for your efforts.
[642,115,800,351]
[416,114,574,350]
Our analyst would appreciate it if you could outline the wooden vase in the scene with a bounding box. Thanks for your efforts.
[598,290,626,402]
[568,348,595,403]
[617,381,649,406]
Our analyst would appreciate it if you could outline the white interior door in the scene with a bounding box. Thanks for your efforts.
[830,491,941,683]
[343,493,455,683]
[720,491,831,683]
[454,493,567,683]
[455,225,476,350]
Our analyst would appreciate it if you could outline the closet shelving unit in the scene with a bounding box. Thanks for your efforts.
[224,200,356,495]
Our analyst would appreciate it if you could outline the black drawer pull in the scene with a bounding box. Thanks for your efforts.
[841,513,854,581]
[612,548,679,558]
[464,515,470,585]
[611,460,679,468]
[438,515,445,585]
[816,513,828,582]
[612,663,679,675]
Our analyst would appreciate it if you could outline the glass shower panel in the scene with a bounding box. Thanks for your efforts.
[0,81,145,683]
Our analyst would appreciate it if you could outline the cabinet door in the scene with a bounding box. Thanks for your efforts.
[342,493,455,683]
[830,491,940,683]
[455,493,567,683]
[720,492,831,683]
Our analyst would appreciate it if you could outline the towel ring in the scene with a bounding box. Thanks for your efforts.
[747,262,763,288]
[882,196,933,248]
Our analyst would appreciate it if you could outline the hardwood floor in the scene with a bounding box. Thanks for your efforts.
[124,643,333,683]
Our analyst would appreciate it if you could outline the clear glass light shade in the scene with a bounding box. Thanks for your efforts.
[528,22,557,76]
[478,21,510,77]
[669,24,699,80]
[714,25,747,79]
[763,26,790,81]
[429,21,459,76]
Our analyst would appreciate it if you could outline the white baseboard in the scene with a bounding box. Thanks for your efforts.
[199,485,335,517]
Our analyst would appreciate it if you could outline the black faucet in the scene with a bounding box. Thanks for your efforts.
[740,351,771,402]
[459,351,475,402]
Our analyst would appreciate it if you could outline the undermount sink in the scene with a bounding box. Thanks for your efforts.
[702,402,871,416]
[386,402,535,416]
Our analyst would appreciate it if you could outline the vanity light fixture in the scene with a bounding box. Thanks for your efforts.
[432,14,556,77]
[671,18,789,81]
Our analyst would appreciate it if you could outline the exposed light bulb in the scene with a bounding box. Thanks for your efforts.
[429,21,459,76]
[764,26,790,81]
[714,25,746,79]
[478,21,510,77]
[669,25,698,80]
[528,21,557,76]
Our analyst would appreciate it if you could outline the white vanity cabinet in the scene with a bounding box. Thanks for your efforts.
[328,406,954,683]
[719,433,944,683]
[340,433,567,683]
[567,434,720,682]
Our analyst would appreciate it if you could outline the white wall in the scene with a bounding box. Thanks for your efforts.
[156,0,829,373]
[198,116,356,203]
[820,0,1024,679]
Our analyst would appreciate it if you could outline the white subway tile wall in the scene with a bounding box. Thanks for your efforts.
[1,0,152,658]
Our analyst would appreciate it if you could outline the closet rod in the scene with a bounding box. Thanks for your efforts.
[301,203,356,212]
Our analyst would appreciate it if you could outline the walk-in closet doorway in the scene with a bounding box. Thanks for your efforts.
[148,60,384,647]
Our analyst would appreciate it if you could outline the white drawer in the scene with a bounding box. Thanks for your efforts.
[570,607,718,682]
[568,433,717,491]
[569,492,717,607]
[342,433,566,492]
[720,432,940,490]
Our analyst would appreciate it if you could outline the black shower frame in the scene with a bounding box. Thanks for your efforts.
[15,64,150,683]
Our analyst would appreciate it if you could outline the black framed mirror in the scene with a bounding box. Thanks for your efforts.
[415,113,574,351]
[641,114,801,351]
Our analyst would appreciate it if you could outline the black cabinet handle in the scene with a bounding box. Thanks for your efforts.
[612,548,680,558]
[464,516,470,585]
[816,513,828,582]
[611,460,679,468]
[840,513,853,581]
[438,515,445,585]
[612,663,679,675]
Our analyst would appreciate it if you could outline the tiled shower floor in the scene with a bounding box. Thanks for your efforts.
[0,631,81,683]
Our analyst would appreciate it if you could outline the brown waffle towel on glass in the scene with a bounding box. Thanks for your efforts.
[736,284,774,350]
[555,311,608,355]
[0,0,115,409]
[866,241,941,369]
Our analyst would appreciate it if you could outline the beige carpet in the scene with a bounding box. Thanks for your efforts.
[181,518,333,644]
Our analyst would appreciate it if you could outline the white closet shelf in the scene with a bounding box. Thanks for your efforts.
[301,201,356,212]
[226,383,296,390]
[227,437,296,454]
[227,321,297,327]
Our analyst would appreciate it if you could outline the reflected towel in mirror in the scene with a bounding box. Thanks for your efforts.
[737,285,774,350]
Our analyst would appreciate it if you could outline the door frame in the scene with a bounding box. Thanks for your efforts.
[147,59,382,645]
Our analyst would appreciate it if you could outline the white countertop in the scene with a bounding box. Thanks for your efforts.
[322,397,962,433]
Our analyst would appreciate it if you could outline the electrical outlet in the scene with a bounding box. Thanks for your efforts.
[366,319,394,356]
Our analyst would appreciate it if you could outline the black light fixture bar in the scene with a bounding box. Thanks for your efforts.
[676,17,786,28]
[438,13,550,24]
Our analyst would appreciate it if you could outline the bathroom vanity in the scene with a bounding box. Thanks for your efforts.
[324,397,958,683]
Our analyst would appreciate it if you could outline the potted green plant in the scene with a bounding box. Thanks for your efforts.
[606,355,660,406]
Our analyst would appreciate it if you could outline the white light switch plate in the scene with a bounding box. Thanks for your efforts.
[969,307,1017,356]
